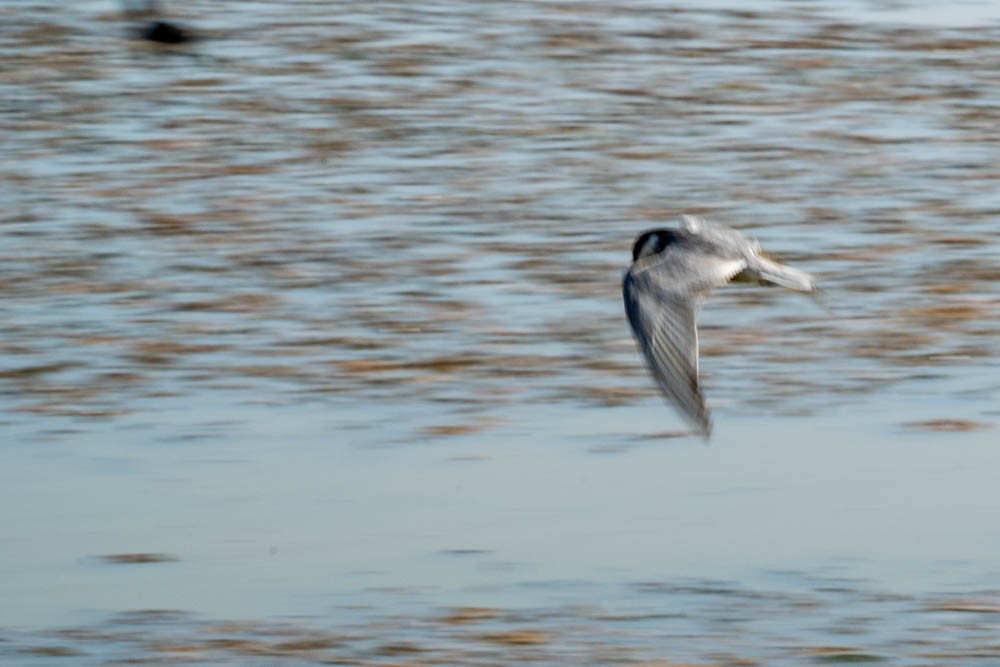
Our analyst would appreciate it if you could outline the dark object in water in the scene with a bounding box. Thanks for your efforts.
[139,19,190,44]
[123,0,194,45]
[101,552,179,564]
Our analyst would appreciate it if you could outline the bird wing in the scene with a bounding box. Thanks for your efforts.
[623,249,746,437]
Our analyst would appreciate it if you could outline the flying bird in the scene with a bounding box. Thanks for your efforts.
[622,215,818,438]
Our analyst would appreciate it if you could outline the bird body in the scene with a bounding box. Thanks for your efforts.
[622,215,817,437]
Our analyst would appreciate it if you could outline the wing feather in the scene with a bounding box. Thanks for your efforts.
[622,277,704,434]
[623,250,745,437]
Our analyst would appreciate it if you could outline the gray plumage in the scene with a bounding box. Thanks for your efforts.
[622,215,818,437]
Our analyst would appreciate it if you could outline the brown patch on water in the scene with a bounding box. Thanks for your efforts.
[804,646,886,662]
[440,607,500,625]
[101,553,179,564]
[902,419,992,433]
[477,629,550,645]
[926,599,1000,613]
[17,645,85,657]
[421,419,499,437]
[899,303,992,323]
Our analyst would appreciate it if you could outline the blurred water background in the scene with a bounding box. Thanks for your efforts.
[2,0,999,663]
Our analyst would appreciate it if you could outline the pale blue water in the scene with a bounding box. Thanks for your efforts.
[2,396,998,630]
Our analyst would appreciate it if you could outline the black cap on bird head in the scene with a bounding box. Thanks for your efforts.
[631,228,683,262]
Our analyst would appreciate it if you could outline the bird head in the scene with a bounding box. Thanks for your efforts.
[631,229,682,262]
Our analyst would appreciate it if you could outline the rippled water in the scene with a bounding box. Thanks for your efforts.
[2,0,999,664]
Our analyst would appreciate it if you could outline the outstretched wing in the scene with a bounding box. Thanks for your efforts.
[623,249,745,437]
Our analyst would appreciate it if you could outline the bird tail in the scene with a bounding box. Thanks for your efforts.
[750,255,816,292]
[750,255,835,314]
